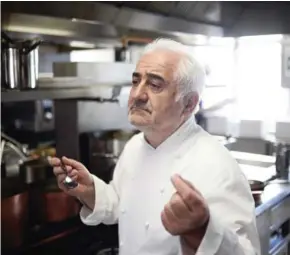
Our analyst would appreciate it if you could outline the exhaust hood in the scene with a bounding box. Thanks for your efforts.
[2,1,290,47]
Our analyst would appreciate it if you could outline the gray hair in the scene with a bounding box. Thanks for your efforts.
[141,38,206,112]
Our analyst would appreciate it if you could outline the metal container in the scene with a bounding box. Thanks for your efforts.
[19,158,47,184]
[1,44,21,90]
[40,178,80,223]
[1,32,41,90]
[1,177,29,249]
[19,40,40,90]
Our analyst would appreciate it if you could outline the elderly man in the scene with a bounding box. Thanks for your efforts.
[50,38,260,254]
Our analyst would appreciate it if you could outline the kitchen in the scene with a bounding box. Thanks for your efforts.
[1,1,290,255]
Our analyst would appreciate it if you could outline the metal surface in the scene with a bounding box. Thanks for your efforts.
[19,40,40,90]
[1,47,21,89]
[54,100,79,160]
[1,85,122,103]
[2,1,290,46]
[255,182,290,255]
[1,2,223,38]
[60,158,78,189]
[19,158,47,184]
[1,33,41,90]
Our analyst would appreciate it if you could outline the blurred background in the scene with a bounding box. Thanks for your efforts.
[1,1,290,255]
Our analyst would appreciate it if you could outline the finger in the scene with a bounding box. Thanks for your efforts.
[180,176,202,196]
[162,206,180,235]
[53,166,65,176]
[49,157,61,167]
[70,175,78,182]
[169,193,190,219]
[57,173,67,184]
[61,156,84,171]
[171,175,200,210]
[61,164,73,173]
[161,210,171,233]
[68,169,79,178]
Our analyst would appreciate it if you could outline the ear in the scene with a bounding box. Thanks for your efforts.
[183,92,199,115]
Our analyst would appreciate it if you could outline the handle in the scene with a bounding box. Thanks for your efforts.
[24,39,42,54]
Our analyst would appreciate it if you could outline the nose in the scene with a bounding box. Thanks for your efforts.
[132,81,148,102]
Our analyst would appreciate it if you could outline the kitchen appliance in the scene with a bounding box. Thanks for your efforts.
[1,132,29,177]
[1,31,41,90]
[1,100,55,133]
[275,143,290,181]
[79,131,135,183]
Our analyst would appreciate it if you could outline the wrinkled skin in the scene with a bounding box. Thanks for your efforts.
[127,50,198,147]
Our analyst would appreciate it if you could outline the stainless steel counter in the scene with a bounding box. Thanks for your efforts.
[255,181,290,217]
[255,181,290,255]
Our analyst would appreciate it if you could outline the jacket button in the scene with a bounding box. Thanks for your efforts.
[145,222,150,230]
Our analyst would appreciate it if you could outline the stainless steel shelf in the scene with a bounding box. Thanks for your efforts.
[1,85,122,103]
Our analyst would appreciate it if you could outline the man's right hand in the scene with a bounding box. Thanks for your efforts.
[49,156,94,199]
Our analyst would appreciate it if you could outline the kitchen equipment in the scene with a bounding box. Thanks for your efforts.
[275,143,290,181]
[1,177,29,249]
[1,32,41,90]
[1,32,20,90]
[1,131,29,156]
[40,178,80,223]
[19,158,48,184]
[1,132,29,177]
[60,158,78,189]
[1,100,55,133]
[249,175,277,191]
[79,131,135,183]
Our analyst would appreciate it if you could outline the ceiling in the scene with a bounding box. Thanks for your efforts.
[2,1,290,48]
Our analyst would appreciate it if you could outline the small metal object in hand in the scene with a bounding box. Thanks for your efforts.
[60,158,78,189]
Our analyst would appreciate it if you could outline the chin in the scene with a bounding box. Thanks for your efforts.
[129,114,150,128]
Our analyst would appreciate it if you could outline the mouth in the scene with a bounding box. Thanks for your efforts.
[130,107,151,114]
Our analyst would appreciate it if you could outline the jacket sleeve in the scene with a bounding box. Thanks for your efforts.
[180,161,261,255]
[79,152,126,226]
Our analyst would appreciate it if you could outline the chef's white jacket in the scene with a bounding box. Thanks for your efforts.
[80,116,261,255]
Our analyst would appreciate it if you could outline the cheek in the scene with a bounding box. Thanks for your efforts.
[128,91,134,106]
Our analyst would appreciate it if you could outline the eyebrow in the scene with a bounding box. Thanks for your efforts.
[132,72,166,83]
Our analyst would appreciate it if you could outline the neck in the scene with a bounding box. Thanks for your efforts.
[144,116,190,148]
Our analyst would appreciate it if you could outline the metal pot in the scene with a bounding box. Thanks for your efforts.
[1,178,29,249]
[19,39,40,90]
[1,32,41,90]
[40,179,81,223]
[19,158,48,184]
[1,33,21,90]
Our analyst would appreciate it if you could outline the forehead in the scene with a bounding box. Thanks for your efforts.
[135,50,181,80]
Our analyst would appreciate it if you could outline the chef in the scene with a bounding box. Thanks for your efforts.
[49,38,261,255]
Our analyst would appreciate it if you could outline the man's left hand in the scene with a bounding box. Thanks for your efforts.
[161,174,210,250]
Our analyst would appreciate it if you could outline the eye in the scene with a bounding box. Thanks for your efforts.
[148,80,162,92]
[150,83,160,89]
